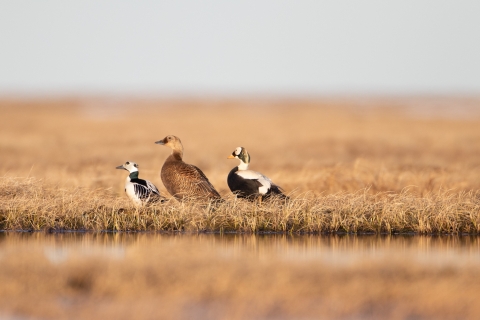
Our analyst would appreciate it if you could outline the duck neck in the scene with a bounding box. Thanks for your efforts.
[129,171,139,180]
[172,149,183,161]
[169,141,184,161]
[238,161,249,170]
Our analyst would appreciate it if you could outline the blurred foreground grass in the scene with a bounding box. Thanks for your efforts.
[0,232,479,319]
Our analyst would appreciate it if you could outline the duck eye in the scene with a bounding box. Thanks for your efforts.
[126,161,130,165]
[168,136,172,140]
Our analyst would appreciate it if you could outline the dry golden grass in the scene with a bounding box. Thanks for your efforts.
[1,232,480,320]
[1,96,480,233]
[1,177,480,234]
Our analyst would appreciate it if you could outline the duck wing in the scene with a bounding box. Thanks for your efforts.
[131,178,162,201]
[162,161,221,200]
[236,170,273,195]
[236,170,286,197]
[146,180,161,195]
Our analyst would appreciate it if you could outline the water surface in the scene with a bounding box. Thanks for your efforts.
[1,232,479,266]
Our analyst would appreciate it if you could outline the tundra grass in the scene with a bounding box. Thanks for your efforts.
[1,97,480,233]
[1,177,480,234]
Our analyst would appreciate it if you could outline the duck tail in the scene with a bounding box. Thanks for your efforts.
[266,185,290,202]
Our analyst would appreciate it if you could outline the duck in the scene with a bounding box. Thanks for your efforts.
[155,135,222,201]
[116,161,164,206]
[227,147,288,202]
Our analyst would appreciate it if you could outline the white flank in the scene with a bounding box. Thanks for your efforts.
[125,180,142,206]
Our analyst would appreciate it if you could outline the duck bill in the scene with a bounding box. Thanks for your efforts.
[115,165,125,170]
[227,155,235,159]
[155,140,165,145]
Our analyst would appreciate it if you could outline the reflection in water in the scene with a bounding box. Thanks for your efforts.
[1,232,479,320]
[0,232,479,265]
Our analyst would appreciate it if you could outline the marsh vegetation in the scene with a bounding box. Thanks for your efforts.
[1,97,480,233]
[2,97,480,319]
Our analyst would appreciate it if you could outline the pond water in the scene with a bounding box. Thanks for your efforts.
[1,232,479,265]
[2,231,480,319]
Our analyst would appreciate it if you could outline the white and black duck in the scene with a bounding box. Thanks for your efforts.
[227,147,288,202]
[116,161,164,205]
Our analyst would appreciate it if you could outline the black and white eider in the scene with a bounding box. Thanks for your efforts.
[155,135,222,201]
[227,147,288,202]
[116,161,164,205]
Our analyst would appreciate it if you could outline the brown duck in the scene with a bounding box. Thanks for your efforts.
[155,135,222,201]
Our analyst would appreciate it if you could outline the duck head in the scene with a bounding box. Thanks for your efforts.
[155,135,184,159]
[228,147,250,170]
[116,161,139,173]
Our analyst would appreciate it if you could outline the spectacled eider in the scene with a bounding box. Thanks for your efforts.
[155,135,222,202]
[227,147,288,202]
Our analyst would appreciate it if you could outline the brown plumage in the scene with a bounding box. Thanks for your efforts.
[155,135,222,201]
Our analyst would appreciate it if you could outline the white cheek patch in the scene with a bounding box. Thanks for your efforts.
[126,163,139,172]
[235,147,242,155]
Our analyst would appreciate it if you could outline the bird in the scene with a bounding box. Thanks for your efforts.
[155,135,222,202]
[227,147,288,202]
[116,161,164,206]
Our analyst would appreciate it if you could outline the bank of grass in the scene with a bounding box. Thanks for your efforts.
[2,177,480,234]
[2,98,480,233]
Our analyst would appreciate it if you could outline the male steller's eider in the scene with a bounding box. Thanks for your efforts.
[155,135,222,201]
[227,147,288,202]
[116,161,164,206]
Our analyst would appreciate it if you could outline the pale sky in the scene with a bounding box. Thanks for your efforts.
[1,1,479,95]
